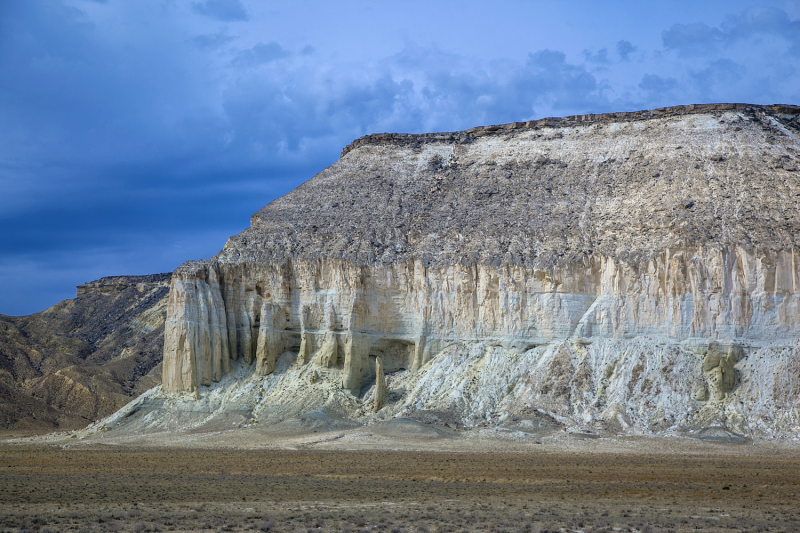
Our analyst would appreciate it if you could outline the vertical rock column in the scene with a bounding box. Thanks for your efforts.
[222,272,257,365]
[312,331,338,367]
[341,274,368,394]
[162,266,230,392]
[296,331,310,365]
[255,302,283,375]
[342,332,368,393]
[208,267,231,378]
[411,335,426,372]
[374,357,386,412]
[162,275,197,392]
[296,304,311,365]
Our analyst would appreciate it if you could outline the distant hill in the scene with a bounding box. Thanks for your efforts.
[0,274,169,433]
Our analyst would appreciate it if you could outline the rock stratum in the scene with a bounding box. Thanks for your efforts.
[0,274,169,432]
[114,104,800,441]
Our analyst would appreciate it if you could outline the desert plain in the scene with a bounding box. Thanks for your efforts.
[1,428,799,533]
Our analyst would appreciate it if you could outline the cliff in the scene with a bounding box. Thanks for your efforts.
[150,103,800,440]
[0,274,170,433]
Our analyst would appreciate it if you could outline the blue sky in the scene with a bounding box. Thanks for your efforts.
[1,0,798,315]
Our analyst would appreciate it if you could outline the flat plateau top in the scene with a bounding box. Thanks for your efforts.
[204,104,800,270]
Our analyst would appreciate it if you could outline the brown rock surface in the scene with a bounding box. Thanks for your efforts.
[0,274,170,433]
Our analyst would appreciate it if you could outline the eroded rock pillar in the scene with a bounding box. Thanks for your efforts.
[374,357,386,412]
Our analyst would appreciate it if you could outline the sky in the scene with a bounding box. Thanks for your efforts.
[1,0,799,315]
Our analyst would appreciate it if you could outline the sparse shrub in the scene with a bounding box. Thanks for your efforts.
[428,154,445,170]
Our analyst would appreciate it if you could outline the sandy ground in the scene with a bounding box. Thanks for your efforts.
[1,426,799,533]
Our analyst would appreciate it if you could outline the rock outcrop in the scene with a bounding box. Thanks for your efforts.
[0,274,170,432]
[152,103,800,439]
[374,357,386,412]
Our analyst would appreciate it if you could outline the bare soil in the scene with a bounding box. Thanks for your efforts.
[1,443,798,532]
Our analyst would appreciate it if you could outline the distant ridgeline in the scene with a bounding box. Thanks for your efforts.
[76,273,172,297]
[0,274,170,432]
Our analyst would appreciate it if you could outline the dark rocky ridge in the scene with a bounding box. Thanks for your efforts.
[195,103,800,273]
[0,274,170,433]
[76,273,172,297]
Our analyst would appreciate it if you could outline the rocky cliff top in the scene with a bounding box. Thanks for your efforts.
[187,104,800,272]
[76,273,172,297]
[340,103,800,157]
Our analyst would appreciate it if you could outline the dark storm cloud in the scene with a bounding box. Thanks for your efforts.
[232,42,291,66]
[359,46,606,130]
[191,0,248,22]
[616,40,636,60]
[0,1,211,173]
[639,74,679,93]
[690,59,745,88]
[663,6,800,56]
[192,31,236,49]
[0,1,797,314]
[582,48,611,64]
[662,22,723,57]
[654,6,798,106]
[521,50,603,111]
[638,74,679,105]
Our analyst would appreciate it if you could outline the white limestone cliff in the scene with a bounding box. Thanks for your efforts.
[156,104,800,439]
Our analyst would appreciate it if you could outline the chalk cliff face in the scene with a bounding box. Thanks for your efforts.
[159,104,800,438]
